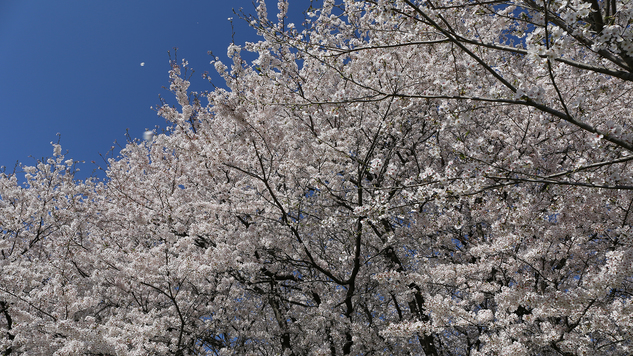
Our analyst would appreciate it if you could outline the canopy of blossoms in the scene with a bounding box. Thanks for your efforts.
[1,0,633,355]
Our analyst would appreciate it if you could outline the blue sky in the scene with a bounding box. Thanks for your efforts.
[0,0,305,179]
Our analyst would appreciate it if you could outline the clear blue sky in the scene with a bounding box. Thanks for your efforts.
[0,0,305,179]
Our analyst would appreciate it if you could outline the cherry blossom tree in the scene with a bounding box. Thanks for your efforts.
[2,0,633,355]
